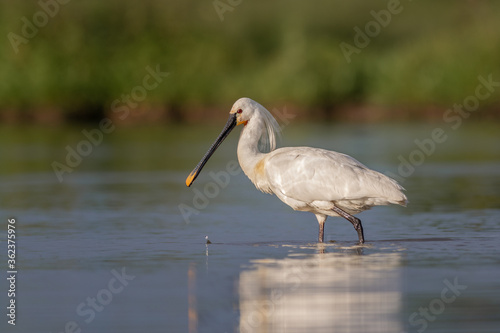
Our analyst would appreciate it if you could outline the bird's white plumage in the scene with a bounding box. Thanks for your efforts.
[231,98,407,219]
[263,147,406,215]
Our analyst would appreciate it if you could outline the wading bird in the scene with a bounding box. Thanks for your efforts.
[186,98,407,243]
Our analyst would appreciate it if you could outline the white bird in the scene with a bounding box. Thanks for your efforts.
[186,98,407,243]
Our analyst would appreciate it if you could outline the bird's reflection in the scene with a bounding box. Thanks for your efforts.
[317,242,365,255]
[238,248,403,333]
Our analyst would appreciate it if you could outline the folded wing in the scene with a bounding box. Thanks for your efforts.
[264,147,407,208]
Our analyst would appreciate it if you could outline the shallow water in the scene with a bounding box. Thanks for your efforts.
[0,122,499,332]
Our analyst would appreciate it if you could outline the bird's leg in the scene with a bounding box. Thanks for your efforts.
[315,214,327,243]
[319,222,324,243]
[331,206,365,244]
[354,218,364,244]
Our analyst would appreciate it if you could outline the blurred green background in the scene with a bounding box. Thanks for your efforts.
[1,0,499,123]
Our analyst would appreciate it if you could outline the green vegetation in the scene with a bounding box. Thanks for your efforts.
[1,0,499,122]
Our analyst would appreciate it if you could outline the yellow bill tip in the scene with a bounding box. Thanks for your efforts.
[186,170,197,187]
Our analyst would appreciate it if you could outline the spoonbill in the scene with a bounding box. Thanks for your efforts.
[185,98,407,243]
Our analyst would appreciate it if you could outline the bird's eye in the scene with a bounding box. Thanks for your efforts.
[237,109,243,114]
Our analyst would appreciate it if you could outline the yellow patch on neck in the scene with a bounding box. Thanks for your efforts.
[254,158,266,177]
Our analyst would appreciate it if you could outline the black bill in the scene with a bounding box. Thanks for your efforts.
[185,113,237,187]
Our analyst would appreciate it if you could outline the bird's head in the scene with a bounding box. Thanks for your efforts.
[229,97,259,126]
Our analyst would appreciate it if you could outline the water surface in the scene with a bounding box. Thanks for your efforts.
[0,122,499,332]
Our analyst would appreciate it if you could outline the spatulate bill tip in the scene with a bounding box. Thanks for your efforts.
[185,170,197,187]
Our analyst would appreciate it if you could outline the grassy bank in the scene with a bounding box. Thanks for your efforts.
[1,0,499,123]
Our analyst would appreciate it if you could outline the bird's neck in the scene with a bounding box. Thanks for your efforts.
[237,117,266,181]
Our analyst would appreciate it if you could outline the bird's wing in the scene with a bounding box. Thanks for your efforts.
[264,147,406,205]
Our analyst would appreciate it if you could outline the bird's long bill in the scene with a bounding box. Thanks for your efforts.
[185,113,237,187]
